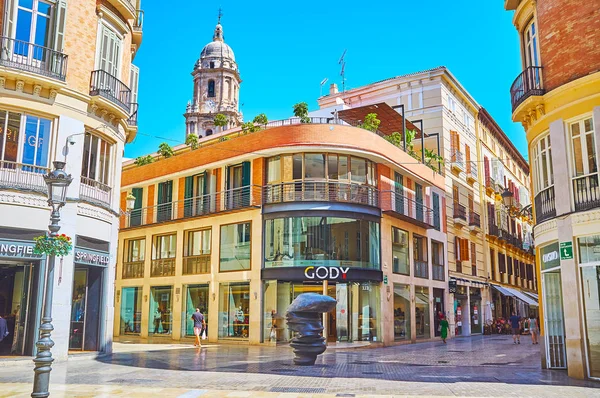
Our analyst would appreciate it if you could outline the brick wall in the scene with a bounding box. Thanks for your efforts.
[64,1,98,94]
[537,0,600,91]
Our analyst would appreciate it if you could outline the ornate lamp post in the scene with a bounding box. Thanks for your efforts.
[32,161,72,398]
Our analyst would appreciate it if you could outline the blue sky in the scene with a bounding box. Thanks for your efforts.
[128,0,526,159]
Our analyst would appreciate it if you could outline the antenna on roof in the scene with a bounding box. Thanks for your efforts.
[320,78,328,97]
[218,7,223,24]
[338,49,347,98]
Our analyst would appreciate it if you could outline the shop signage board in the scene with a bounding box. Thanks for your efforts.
[383,275,388,285]
[449,279,457,293]
[541,242,560,270]
[262,267,383,282]
[74,247,110,267]
[559,242,573,260]
[0,239,43,260]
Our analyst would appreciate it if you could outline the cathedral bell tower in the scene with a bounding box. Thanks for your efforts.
[184,15,242,138]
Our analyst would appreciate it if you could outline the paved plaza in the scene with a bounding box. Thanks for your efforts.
[1,335,599,397]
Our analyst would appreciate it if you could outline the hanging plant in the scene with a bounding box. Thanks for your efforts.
[33,234,73,257]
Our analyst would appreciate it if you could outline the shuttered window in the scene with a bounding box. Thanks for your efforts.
[97,24,121,77]
[130,187,143,227]
[470,242,477,276]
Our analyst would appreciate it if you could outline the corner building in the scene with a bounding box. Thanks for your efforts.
[0,0,143,359]
[505,0,600,379]
[115,122,447,345]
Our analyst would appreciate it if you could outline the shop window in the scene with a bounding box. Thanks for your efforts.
[183,229,211,275]
[413,234,428,279]
[432,240,444,281]
[148,286,172,335]
[122,238,145,279]
[578,235,600,377]
[393,284,411,340]
[218,282,250,339]
[81,131,113,186]
[220,222,251,271]
[184,285,209,337]
[264,217,380,270]
[120,287,142,335]
[392,227,409,275]
[0,110,51,169]
[415,286,430,339]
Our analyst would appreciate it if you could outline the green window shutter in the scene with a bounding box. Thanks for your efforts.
[130,187,143,227]
[224,166,230,190]
[132,187,143,209]
[53,0,67,52]
[166,180,173,202]
[184,176,193,217]
[157,182,164,204]
[242,161,251,206]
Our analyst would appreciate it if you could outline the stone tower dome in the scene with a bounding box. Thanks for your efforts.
[184,20,243,138]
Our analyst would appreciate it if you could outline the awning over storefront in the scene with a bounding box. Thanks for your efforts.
[523,291,539,301]
[491,284,538,307]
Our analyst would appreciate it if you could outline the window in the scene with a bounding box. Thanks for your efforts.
[414,234,428,278]
[455,237,469,272]
[393,284,411,340]
[448,95,456,113]
[470,242,477,276]
[304,153,326,179]
[432,240,444,281]
[129,64,139,110]
[219,282,250,339]
[123,238,145,279]
[392,227,409,275]
[490,249,496,281]
[81,132,113,186]
[184,285,209,337]
[432,192,441,230]
[129,187,143,227]
[14,0,54,54]
[532,134,554,195]
[156,180,173,222]
[149,286,172,335]
[205,129,212,136]
[209,61,214,69]
[120,287,142,334]
[0,110,51,168]
[153,234,176,260]
[570,117,597,177]
[208,80,215,97]
[183,229,211,275]
[220,222,251,271]
[415,286,430,339]
[523,19,540,68]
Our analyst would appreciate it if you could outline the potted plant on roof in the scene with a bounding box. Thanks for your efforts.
[292,102,310,123]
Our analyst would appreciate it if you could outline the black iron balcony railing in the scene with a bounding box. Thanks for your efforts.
[264,181,378,207]
[380,190,435,228]
[488,222,499,238]
[432,263,444,281]
[90,69,131,112]
[414,260,428,279]
[128,103,138,126]
[453,203,467,221]
[80,176,112,207]
[534,186,556,224]
[183,254,210,275]
[122,261,144,279]
[469,212,481,228]
[0,161,49,194]
[150,258,175,277]
[0,36,68,81]
[451,150,465,170]
[573,174,600,212]
[510,66,544,111]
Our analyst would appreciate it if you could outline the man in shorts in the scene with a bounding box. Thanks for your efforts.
[191,308,206,347]
[509,311,521,345]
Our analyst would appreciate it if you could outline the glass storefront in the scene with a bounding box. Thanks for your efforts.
[120,287,142,335]
[540,242,566,369]
[69,269,87,350]
[415,286,430,339]
[263,281,380,343]
[220,223,251,272]
[433,288,444,337]
[149,286,173,335]
[184,285,209,337]
[219,282,250,339]
[578,235,600,378]
[393,284,410,340]
[454,286,468,336]
[264,216,380,269]
[392,227,409,275]
[470,287,482,334]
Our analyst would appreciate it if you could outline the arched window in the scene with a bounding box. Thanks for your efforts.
[208,80,215,97]
[210,61,215,69]
[205,129,213,136]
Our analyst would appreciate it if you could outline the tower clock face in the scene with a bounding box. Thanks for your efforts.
[206,100,216,112]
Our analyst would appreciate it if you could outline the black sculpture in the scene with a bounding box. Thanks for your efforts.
[285,293,336,365]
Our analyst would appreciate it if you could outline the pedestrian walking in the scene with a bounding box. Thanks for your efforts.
[509,311,521,344]
[191,307,206,347]
[529,313,539,345]
[440,315,449,343]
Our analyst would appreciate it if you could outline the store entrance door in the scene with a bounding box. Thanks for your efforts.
[0,262,38,356]
[69,266,103,351]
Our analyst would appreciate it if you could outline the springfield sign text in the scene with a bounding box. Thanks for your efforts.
[75,250,109,266]
[0,243,39,258]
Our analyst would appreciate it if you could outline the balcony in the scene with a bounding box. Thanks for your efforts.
[121,185,262,229]
[0,161,49,195]
[414,260,428,279]
[107,0,137,20]
[183,255,210,275]
[0,37,68,81]
[485,176,496,196]
[128,103,138,127]
[150,258,175,277]
[264,181,378,208]
[122,261,144,279]
[432,263,444,281]
[488,222,499,238]
[469,212,481,232]
[450,150,465,174]
[510,66,544,112]
[453,203,468,227]
[534,186,556,224]
[573,174,600,212]
[466,161,478,185]
[380,190,435,229]
[90,70,132,112]
[80,176,112,207]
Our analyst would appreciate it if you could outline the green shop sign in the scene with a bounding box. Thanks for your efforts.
[541,242,560,270]
[559,242,574,260]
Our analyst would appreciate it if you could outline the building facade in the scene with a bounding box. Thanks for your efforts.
[0,0,143,360]
[183,20,242,138]
[316,67,537,336]
[505,0,600,379]
[115,118,449,346]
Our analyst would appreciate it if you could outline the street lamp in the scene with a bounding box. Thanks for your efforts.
[126,192,136,212]
[501,188,514,209]
[32,161,72,398]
